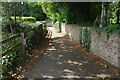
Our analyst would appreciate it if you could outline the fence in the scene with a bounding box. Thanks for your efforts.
[1,22,49,57]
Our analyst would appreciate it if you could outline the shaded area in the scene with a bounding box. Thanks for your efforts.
[11,38,51,79]
[23,27,119,79]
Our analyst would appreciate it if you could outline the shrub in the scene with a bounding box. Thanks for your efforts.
[11,16,20,20]
[30,25,48,47]
[2,20,46,79]
[2,18,14,33]
[22,17,36,23]
[104,24,120,34]
[11,16,36,23]
[93,24,120,39]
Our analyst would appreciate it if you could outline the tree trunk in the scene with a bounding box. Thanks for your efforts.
[14,5,16,24]
[8,9,13,34]
[100,2,106,28]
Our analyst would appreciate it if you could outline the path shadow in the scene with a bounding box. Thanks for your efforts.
[23,35,119,79]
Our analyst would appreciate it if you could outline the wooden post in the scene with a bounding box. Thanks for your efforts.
[14,5,16,24]
[20,33,26,56]
[36,28,39,44]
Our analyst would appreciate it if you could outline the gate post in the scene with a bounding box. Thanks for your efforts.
[20,33,26,56]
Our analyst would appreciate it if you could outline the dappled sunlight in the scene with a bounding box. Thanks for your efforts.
[58,54,63,57]
[1,1,119,79]
[63,50,69,52]
[67,60,83,66]
[84,73,111,79]
[48,27,65,38]
[69,47,74,49]
[80,61,88,64]
[61,75,80,78]
[47,46,57,51]
[96,74,111,78]
[61,46,67,49]
[12,73,24,79]
[49,43,53,46]
[58,62,62,65]
[41,74,54,78]
[85,76,95,79]
[64,69,75,73]
[23,27,118,79]
[56,58,60,60]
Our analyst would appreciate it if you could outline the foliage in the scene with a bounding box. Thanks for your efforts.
[107,2,120,24]
[2,2,22,17]
[21,21,40,28]
[40,2,71,24]
[93,23,120,40]
[80,27,91,51]
[2,2,46,21]
[55,21,61,32]
[2,19,23,34]
[41,2,101,26]
[23,17,36,23]
[79,28,82,45]
[41,2,119,28]
[30,26,48,47]
[27,2,47,21]
[2,2,46,79]
[2,18,14,33]
[2,51,24,79]
[11,16,36,23]
[2,18,40,35]
[2,33,24,79]
[92,2,120,39]
[104,24,120,34]
[10,17,20,20]
[89,3,101,22]
[2,19,47,79]
[40,2,62,23]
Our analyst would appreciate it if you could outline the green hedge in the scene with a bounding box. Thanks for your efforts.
[22,17,36,23]
[11,16,36,23]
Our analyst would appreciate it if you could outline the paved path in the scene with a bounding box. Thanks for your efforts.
[24,27,118,79]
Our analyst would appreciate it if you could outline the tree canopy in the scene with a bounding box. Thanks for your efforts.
[40,2,101,26]
[2,2,120,26]
[40,2,120,26]
[2,2,46,21]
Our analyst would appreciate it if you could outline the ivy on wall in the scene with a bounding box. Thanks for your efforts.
[55,21,61,32]
[80,27,91,51]
[93,23,120,40]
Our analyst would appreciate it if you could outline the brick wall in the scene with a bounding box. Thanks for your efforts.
[90,31,119,67]
[61,23,120,68]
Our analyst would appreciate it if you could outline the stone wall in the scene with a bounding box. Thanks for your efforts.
[61,23,81,44]
[61,23,120,68]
